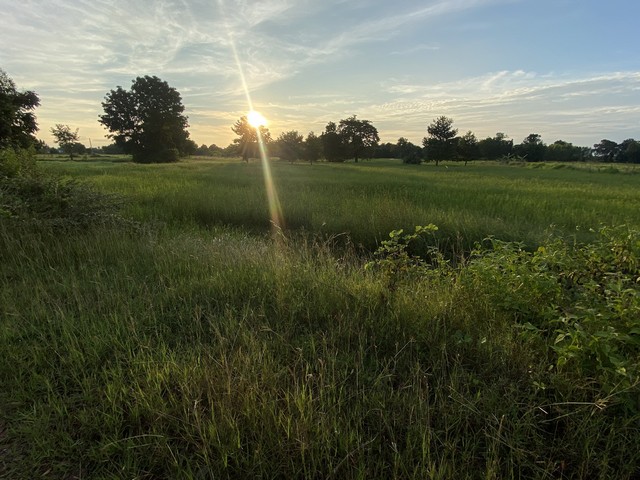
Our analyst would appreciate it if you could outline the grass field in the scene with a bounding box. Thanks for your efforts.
[1,155,639,478]
[38,157,640,250]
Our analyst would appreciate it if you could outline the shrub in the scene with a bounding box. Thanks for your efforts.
[1,147,126,229]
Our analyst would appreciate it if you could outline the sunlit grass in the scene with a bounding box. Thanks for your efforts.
[2,157,639,478]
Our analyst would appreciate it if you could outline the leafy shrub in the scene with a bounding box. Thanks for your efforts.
[463,226,640,409]
[370,224,640,410]
[1,147,126,229]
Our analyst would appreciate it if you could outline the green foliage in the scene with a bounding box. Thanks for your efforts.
[0,147,123,229]
[99,76,190,163]
[423,116,457,164]
[50,124,80,159]
[2,159,640,477]
[337,115,379,163]
[0,69,40,149]
[464,226,640,409]
[366,224,446,289]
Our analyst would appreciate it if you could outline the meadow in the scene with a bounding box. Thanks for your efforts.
[1,155,639,479]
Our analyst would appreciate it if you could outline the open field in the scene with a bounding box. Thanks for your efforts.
[2,156,640,478]
[38,157,640,250]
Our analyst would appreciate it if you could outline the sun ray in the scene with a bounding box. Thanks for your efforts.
[217,0,284,234]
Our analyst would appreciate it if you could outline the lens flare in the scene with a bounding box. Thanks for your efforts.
[248,110,267,128]
[217,0,284,234]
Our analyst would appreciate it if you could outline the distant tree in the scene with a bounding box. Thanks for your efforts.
[545,140,587,162]
[422,116,457,166]
[396,137,423,164]
[276,130,304,163]
[593,139,619,163]
[515,133,546,162]
[231,115,271,162]
[183,139,198,157]
[100,143,125,155]
[618,138,640,163]
[337,115,379,163]
[321,122,346,162]
[478,132,513,160]
[50,124,80,159]
[0,69,40,149]
[374,142,395,159]
[303,131,322,164]
[99,75,190,163]
[456,131,479,165]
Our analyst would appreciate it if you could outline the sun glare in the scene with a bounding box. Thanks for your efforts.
[247,110,267,128]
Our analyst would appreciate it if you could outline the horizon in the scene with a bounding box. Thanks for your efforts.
[2,0,639,149]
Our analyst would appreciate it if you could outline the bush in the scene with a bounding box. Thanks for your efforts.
[0,147,126,229]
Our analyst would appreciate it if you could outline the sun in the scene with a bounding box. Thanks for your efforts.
[247,110,267,128]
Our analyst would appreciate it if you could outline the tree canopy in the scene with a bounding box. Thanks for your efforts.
[51,124,80,159]
[337,116,379,163]
[231,115,271,162]
[99,76,190,163]
[0,69,40,149]
[423,116,458,165]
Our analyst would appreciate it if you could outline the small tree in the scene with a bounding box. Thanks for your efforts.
[51,124,80,159]
[423,116,457,166]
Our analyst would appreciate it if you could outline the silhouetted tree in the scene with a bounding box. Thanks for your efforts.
[396,137,422,164]
[618,139,640,163]
[478,133,513,160]
[456,131,479,165]
[0,69,40,149]
[337,115,379,163]
[276,130,304,163]
[423,116,457,166]
[99,76,190,163]
[593,139,619,163]
[231,115,271,162]
[303,131,322,164]
[50,124,80,160]
[321,122,346,162]
[515,133,546,162]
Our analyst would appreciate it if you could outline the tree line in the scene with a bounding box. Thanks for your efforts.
[2,69,638,165]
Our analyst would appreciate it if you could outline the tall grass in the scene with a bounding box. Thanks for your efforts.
[1,156,639,478]
[39,157,640,251]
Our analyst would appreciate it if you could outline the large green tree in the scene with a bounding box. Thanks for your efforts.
[231,116,271,162]
[337,115,379,163]
[99,76,190,163]
[422,116,457,166]
[0,69,40,149]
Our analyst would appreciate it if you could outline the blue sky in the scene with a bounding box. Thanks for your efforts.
[2,0,639,149]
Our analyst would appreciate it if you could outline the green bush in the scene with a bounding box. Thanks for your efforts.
[0,147,125,229]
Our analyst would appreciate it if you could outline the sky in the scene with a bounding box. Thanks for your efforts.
[1,0,639,149]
